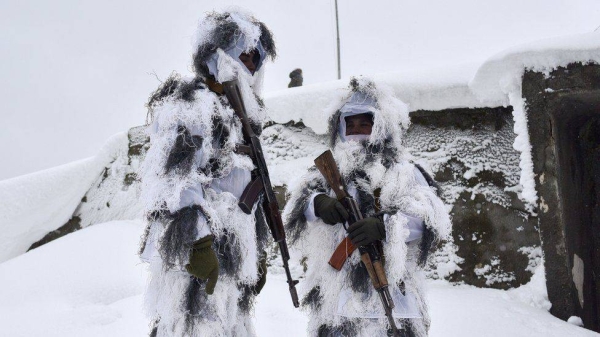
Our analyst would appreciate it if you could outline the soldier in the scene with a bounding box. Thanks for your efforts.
[284,77,452,337]
[138,9,276,336]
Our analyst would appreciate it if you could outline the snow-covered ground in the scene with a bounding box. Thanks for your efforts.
[0,221,596,337]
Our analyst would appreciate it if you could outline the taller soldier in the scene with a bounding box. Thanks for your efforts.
[138,10,276,336]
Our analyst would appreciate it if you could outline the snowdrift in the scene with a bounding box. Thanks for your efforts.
[0,220,594,336]
[0,133,128,263]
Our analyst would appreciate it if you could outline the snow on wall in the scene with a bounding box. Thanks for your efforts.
[0,133,127,263]
[469,31,600,209]
[405,120,521,209]
[261,123,329,187]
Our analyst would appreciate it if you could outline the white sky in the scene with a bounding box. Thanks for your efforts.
[1,0,600,180]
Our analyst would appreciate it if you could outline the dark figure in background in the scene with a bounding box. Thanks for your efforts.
[288,68,303,88]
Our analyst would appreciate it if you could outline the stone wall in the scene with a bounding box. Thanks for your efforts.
[407,107,540,289]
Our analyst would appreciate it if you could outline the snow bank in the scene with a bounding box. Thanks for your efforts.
[0,219,595,336]
[0,220,149,337]
[74,127,145,229]
[0,133,128,263]
[470,31,600,104]
[427,280,596,337]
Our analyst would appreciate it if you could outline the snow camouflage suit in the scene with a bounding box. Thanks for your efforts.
[284,78,452,337]
[138,10,276,337]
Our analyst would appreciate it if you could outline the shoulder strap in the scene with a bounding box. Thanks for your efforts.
[412,163,442,266]
[413,163,441,197]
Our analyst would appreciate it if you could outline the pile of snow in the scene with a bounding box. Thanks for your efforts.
[470,31,600,105]
[265,64,484,134]
[0,133,128,263]
[0,220,596,336]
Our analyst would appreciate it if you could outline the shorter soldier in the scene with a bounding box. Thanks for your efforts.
[285,77,451,337]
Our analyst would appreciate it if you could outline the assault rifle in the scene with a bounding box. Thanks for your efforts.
[314,150,401,337]
[222,80,300,308]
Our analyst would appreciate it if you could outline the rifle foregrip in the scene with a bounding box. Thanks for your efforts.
[361,252,382,289]
[373,260,389,288]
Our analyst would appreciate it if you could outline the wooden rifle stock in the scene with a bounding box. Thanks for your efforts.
[222,80,299,308]
[314,150,401,336]
[314,151,358,269]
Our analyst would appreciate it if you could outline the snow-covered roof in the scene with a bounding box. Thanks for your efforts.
[264,65,482,134]
[265,31,600,134]
[470,30,600,105]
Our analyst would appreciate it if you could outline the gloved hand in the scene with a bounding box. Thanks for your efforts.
[185,235,219,295]
[314,194,349,225]
[347,217,386,247]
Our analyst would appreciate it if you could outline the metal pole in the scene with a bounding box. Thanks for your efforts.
[334,0,341,79]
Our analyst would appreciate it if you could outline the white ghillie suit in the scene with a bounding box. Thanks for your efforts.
[138,9,276,337]
[284,78,452,337]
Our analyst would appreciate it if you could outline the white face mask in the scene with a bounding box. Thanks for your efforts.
[344,134,370,142]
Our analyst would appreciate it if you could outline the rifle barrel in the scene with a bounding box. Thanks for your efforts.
[222,79,299,308]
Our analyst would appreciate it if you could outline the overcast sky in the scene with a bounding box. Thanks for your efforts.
[1,0,600,180]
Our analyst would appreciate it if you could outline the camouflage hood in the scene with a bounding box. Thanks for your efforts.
[326,77,411,169]
[192,9,276,83]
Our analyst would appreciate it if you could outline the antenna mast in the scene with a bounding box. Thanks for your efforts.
[334,0,341,79]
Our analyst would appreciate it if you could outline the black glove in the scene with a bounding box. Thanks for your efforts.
[347,217,386,247]
[314,194,349,225]
[185,235,219,295]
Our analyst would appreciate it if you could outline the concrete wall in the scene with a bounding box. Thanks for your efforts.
[407,107,540,289]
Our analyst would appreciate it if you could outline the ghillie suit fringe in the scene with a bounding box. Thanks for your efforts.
[139,9,275,337]
[283,77,452,337]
